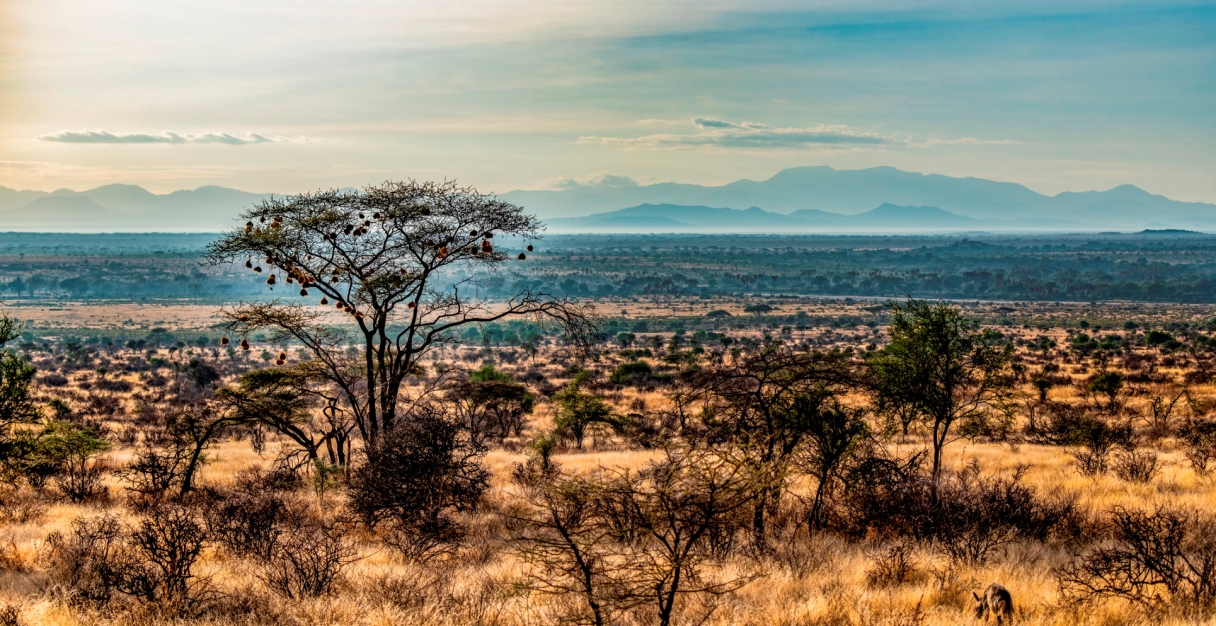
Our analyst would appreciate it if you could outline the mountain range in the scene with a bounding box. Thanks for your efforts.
[0,184,273,232]
[2,166,1214,232]
[506,166,1216,232]
[545,202,1084,233]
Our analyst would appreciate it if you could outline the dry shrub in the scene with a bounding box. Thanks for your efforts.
[258,514,357,599]
[1112,448,1160,483]
[41,374,69,388]
[201,469,298,560]
[1061,505,1216,614]
[0,488,46,525]
[42,505,210,613]
[118,444,192,507]
[42,514,126,605]
[1178,417,1216,475]
[865,542,918,588]
[839,458,1082,565]
[55,457,110,503]
[1024,401,1098,445]
[0,538,30,574]
[1066,415,1135,477]
[348,409,489,561]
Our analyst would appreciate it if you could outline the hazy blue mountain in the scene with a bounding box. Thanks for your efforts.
[0,186,54,212]
[503,166,1216,228]
[19,196,117,225]
[0,184,273,231]
[851,203,979,227]
[548,202,1009,233]
[2,166,1214,232]
[548,204,810,232]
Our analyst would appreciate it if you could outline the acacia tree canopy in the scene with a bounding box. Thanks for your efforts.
[206,180,597,444]
[870,299,1014,483]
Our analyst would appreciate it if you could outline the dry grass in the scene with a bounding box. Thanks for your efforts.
[0,434,1211,626]
[2,299,1215,625]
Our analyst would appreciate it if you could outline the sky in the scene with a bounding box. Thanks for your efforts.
[1,1,1214,201]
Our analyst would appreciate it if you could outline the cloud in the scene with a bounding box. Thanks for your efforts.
[544,172,640,189]
[579,118,903,150]
[36,130,286,145]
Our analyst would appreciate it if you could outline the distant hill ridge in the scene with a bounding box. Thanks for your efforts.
[2,165,1214,232]
[505,166,1216,231]
[0,185,273,231]
[548,202,992,233]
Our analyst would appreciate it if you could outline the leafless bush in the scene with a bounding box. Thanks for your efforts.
[1023,401,1098,445]
[865,542,918,588]
[1060,505,1216,614]
[42,506,210,613]
[1145,390,1187,441]
[119,505,210,610]
[42,514,126,605]
[118,444,190,506]
[595,448,758,626]
[509,447,757,626]
[0,488,46,525]
[348,409,489,561]
[41,374,69,388]
[202,487,289,560]
[1112,448,1160,483]
[55,457,109,503]
[1074,448,1109,477]
[258,515,357,599]
[508,468,619,626]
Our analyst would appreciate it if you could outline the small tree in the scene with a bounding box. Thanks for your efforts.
[871,300,1013,484]
[798,402,870,531]
[206,181,596,447]
[448,364,536,444]
[1089,371,1125,412]
[0,316,37,464]
[42,421,111,502]
[693,348,855,547]
[214,363,355,467]
[600,447,758,626]
[509,469,618,626]
[553,373,626,449]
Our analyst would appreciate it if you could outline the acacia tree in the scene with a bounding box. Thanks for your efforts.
[0,317,36,442]
[214,363,356,467]
[448,364,536,445]
[206,181,596,445]
[693,348,855,548]
[870,299,1013,484]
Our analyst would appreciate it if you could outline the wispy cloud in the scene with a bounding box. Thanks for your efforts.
[579,118,1020,151]
[37,130,289,145]
[917,137,1020,146]
[579,118,903,150]
[543,172,639,189]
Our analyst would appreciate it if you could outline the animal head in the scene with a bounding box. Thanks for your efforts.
[972,592,988,619]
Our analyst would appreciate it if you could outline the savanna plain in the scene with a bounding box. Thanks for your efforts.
[2,226,1216,626]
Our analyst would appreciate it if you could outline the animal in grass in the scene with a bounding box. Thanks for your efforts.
[973,584,1014,624]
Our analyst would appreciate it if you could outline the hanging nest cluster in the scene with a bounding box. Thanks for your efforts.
[238,211,538,325]
[331,296,363,320]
